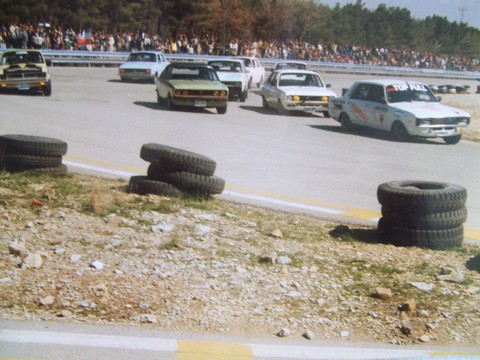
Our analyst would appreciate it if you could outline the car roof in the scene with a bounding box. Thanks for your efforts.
[354,79,427,86]
[272,69,319,75]
[129,50,164,55]
[168,62,212,69]
[208,59,243,64]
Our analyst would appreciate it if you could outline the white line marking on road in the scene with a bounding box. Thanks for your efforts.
[63,160,136,178]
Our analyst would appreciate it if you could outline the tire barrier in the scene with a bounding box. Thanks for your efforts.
[377,180,467,250]
[129,143,225,197]
[0,134,68,175]
[431,84,472,94]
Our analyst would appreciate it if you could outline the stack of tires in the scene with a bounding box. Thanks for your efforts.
[0,134,68,175]
[128,143,225,197]
[377,180,467,250]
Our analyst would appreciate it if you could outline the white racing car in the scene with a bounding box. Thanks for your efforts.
[261,69,336,116]
[328,79,470,144]
[119,51,169,83]
[207,59,249,102]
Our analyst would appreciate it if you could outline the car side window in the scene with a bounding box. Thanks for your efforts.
[366,85,386,103]
[351,84,370,100]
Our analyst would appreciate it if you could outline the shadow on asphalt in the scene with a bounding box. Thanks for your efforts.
[133,101,215,114]
[309,125,442,145]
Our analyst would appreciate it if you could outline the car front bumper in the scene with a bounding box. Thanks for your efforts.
[284,101,329,113]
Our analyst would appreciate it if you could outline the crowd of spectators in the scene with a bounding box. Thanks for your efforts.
[1,22,478,72]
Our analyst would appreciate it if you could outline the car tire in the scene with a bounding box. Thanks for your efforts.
[262,96,269,109]
[217,105,227,114]
[156,91,163,106]
[154,171,225,196]
[130,177,182,197]
[444,135,462,145]
[391,121,411,142]
[5,154,63,171]
[340,113,353,132]
[248,77,252,89]
[0,134,68,157]
[239,90,247,102]
[381,206,467,230]
[377,180,467,214]
[377,218,463,250]
[43,80,52,96]
[140,143,216,176]
[166,95,175,110]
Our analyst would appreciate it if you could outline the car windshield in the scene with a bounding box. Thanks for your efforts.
[170,67,219,81]
[1,51,43,65]
[278,73,323,87]
[128,53,155,62]
[386,83,437,103]
[277,63,307,70]
[208,61,242,73]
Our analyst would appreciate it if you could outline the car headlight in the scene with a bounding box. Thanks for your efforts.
[416,118,432,126]
[175,90,186,96]
[322,96,329,102]
[213,91,227,96]
[287,95,301,102]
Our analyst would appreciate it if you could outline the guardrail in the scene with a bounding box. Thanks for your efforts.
[41,49,480,80]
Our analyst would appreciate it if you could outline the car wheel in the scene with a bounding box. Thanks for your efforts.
[340,113,353,131]
[262,96,269,109]
[248,77,252,89]
[166,95,175,110]
[140,143,217,176]
[43,80,52,96]
[391,121,410,142]
[239,90,247,102]
[156,91,162,106]
[377,180,467,214]
[217,105,227,114]
[444,135,461,145]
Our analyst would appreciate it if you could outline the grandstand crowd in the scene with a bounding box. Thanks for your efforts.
[1,23,479,72]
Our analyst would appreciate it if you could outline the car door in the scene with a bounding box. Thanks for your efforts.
[364,84,389,129]
[262,73,278,106]
[157,66,172,99]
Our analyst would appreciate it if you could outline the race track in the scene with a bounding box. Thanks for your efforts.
[1,67,479,239]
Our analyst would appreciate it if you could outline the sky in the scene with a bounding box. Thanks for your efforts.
[317,0,480,29]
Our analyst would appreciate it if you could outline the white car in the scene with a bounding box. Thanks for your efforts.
[207,59,249,102]
[119,51,169,82]
[275,61,309,70]
[328,79,470,144]
[261,69,336,116]
[236,56,265,88]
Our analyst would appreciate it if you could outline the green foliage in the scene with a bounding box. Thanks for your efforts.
[0,0,478,56]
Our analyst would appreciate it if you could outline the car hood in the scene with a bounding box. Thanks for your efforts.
[120,62,155,69]
[217,72,245,82]
[279,86,337,97]
[390,102,470,118]
[167,80,227,90]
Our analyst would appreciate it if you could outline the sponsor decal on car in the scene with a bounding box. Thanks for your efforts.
[351,103,368,122]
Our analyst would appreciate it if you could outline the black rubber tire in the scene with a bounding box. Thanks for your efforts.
[381,206,467,230]
[340,113,353,132]
[217,104,227,114]
[154,171,225,195]
[262,96,269,109]
[166,95,175,110]
[43,80,52,96]
[239,90,247,102]
[130,178,182,197]
[127,175,147,194]
[5,154,63,170]
[0,134,67,156]
[140,144,216,176]
[391,121,411,142]
[377,218,463,250]
[377,181,467,214]
[26,164,68,176]
[444,135,461,145]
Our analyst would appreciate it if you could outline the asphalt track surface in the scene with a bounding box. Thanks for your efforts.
[0,67,479,244]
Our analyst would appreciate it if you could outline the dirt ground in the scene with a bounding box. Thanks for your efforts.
[1,170,479,348]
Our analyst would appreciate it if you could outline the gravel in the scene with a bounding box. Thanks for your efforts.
[1,173,479,347]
